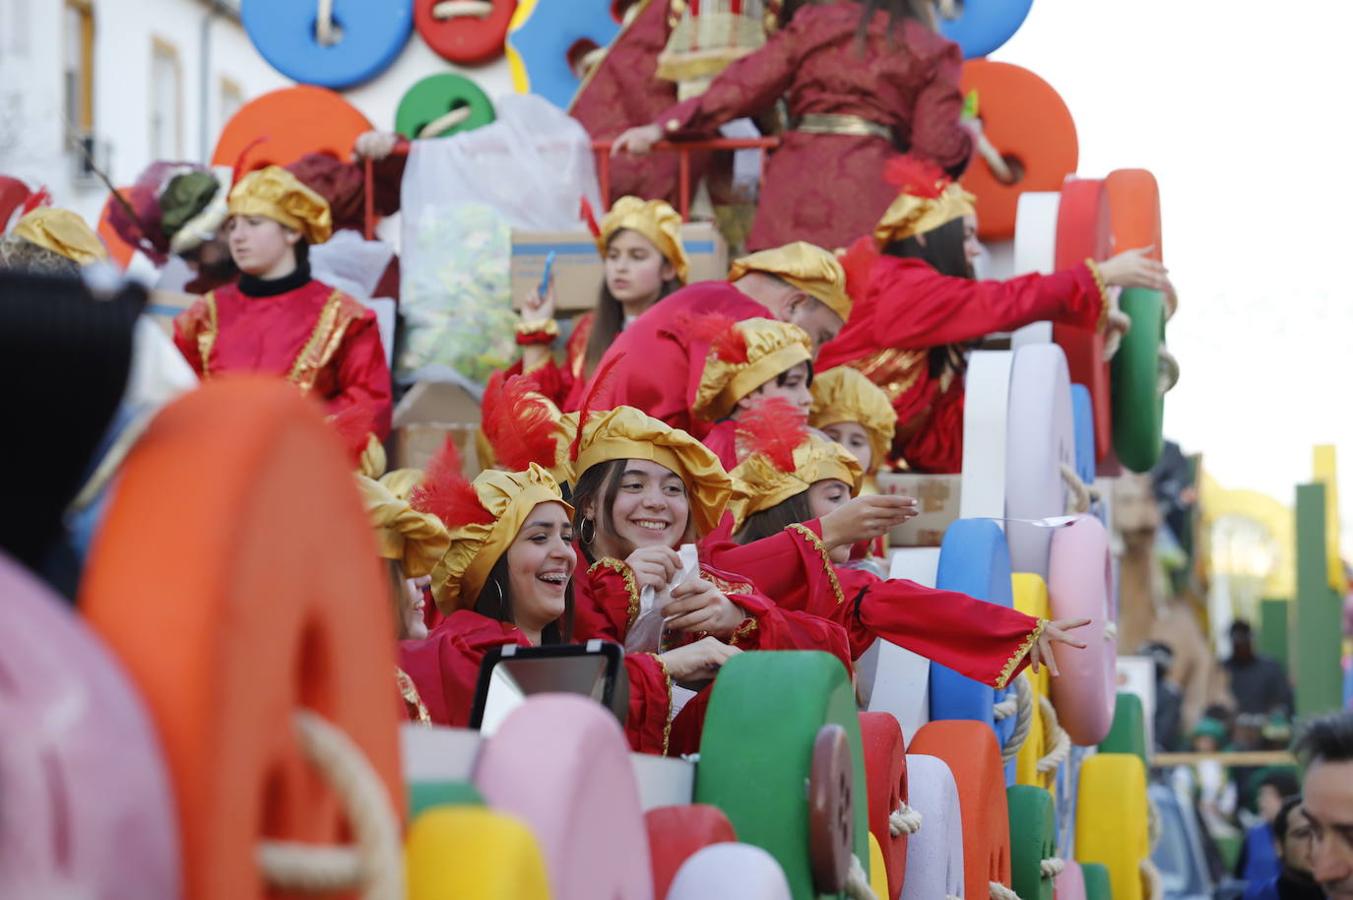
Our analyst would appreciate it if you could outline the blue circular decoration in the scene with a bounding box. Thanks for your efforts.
[242,0,414,90]
[507,0,619,109]
[939,0,1034,59]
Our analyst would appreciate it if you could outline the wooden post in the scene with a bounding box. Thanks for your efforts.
[1294,483,1344,717]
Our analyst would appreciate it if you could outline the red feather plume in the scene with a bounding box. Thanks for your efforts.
[735,397,808,473]
[569,352,624,462]
[883,155,946,199]
[231,136,269,186]
[579,196,602,240]
[483,372,563,471]
[681,312,749,364]
[329,402,376,465]
[838,235,880,302]
[410,437,495,527]
[20,186,51,215]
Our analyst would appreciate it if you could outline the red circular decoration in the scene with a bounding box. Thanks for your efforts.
[415,0,517,66]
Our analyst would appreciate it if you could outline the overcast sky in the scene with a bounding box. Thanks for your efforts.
[992,0,1353,550]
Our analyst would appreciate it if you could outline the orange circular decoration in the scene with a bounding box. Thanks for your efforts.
[960,60,1078,241]
[80,377,402,900]
[1105,169,1162,261]
[211,86,373,175]
[96,187,137,270]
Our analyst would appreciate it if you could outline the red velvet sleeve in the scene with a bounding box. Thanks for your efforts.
[819,259,1104,370]
[654,17,799,138]
[700,519,827,611]
[847,568,1046,689]
[502,355,575,411]
[573,558,640,642]
[328,313,393,440]
[909,38,973,177]
[623,653,673,755]
[172,298,211,377]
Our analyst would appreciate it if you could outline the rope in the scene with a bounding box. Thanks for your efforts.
[316,0,337,45]
[1103,621,1118,643]
[1036,696,1072,775]
[256,710,403,899]
[1001,676,1034,765]
[577,45,610,79]
[937,0,962,19]
[993,695,1018,721]
[432,0,493,17]
[975,133,1017,185]
[989,881,1021,900]
[889,802,923,836]
[1059,464,1097,516]
[843,854,878,900]
[1141,858,1163,900]
[1147,796,1162,849]
[418,106,473,139]
[1040,857,1066,879]
[1157,348,1180,395]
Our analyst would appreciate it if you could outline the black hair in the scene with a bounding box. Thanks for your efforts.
[584,229,682,373]
[1259,770,1302,802]
[1230,618,1254,636]
[294,238,310,268]
[882,216,972,279]
[1294,711,1353,766]
[783,0,936,43]
[735,492,814,545]
[474,554,573,644]
[1273,795,1303,842]
[571,458,629,566]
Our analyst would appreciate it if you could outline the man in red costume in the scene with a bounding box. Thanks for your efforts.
[173,166,393,437]
[586,241,851,439]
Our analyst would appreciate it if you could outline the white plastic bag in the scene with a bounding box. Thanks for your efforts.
[308,229,395,300]
[625,544,700,655]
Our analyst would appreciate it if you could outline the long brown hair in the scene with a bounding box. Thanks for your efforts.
[734,491,814,545]
[583,231,682,373]
[571,458,697,562]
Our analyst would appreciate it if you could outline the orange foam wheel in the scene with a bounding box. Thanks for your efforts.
[860,712,910,899]
[96,187,138,270]
[211,86,373,174]
[959,61,1078,241]
[81,376,403,900]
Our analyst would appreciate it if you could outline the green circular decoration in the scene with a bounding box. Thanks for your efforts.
[1007,785,1056,900]
[1112,287,1166,472]
[1098,691,1149,765]
[395,73,496,140]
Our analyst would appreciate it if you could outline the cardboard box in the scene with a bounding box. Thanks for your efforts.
[394,422,482,475]
[875,473,962,548]
[391,380,484,474]
[510,222,728,312]
[146,290,199,338]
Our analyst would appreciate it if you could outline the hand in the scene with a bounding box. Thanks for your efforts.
[1102,306,1131,361]
[659,636,741,687]
[354,130,399,161]
[818,494,918,550]
[1097,246,1169,291]
[521,281,557,324]
[624,546,681,593]
[663,577,746,638]
[612,123,663,156]
[1028,617,1091,677]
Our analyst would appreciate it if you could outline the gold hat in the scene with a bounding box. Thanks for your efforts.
[427,463,572,613]
[571,405,731,536]
[13,207,108,265]
[357,468,452,580]
[228,165,333,244]
[598,196,690,283]
[873,156,975,247]
[729,433,863,530]
[692,317,812,422]
[809,366,896,472]
[728,241,851,324]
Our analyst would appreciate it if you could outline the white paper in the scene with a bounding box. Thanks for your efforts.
[624,544,700,654]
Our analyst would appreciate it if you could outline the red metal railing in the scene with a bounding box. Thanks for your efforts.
[363,136,780,239]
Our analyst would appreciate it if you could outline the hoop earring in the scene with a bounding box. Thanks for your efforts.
[579,517,595,546]
[494,579,507,619]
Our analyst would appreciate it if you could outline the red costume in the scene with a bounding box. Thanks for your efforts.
[704,521,1045,687]
[816,254,1106,472]
[504,311,595,412]
[587,281,769,437]
[174,276,393,438]
[656,3,971,251]
[398,609,675,755]
[574,554,854,674]
[701,419,740,471]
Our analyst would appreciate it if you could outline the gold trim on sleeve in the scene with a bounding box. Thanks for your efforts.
[588,558,641,628]
[996,618,1048,690]
[786,523,845,606]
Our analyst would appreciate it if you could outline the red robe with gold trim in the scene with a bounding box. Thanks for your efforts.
[656,3,971,251]
[173,278,393,438]
[703,520,1044,687]
[504,312,595,412]
[586,281,769,438]
[398,609,674,755]
[816,256,1105,472]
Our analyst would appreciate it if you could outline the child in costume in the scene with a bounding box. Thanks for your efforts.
[817,157,1171,472]
[586,241,851,438]
[173,166,393,438]
[612,0,973,251]
[398,451,687,754]
[724,422,1090,680]
[508,196,691,412]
